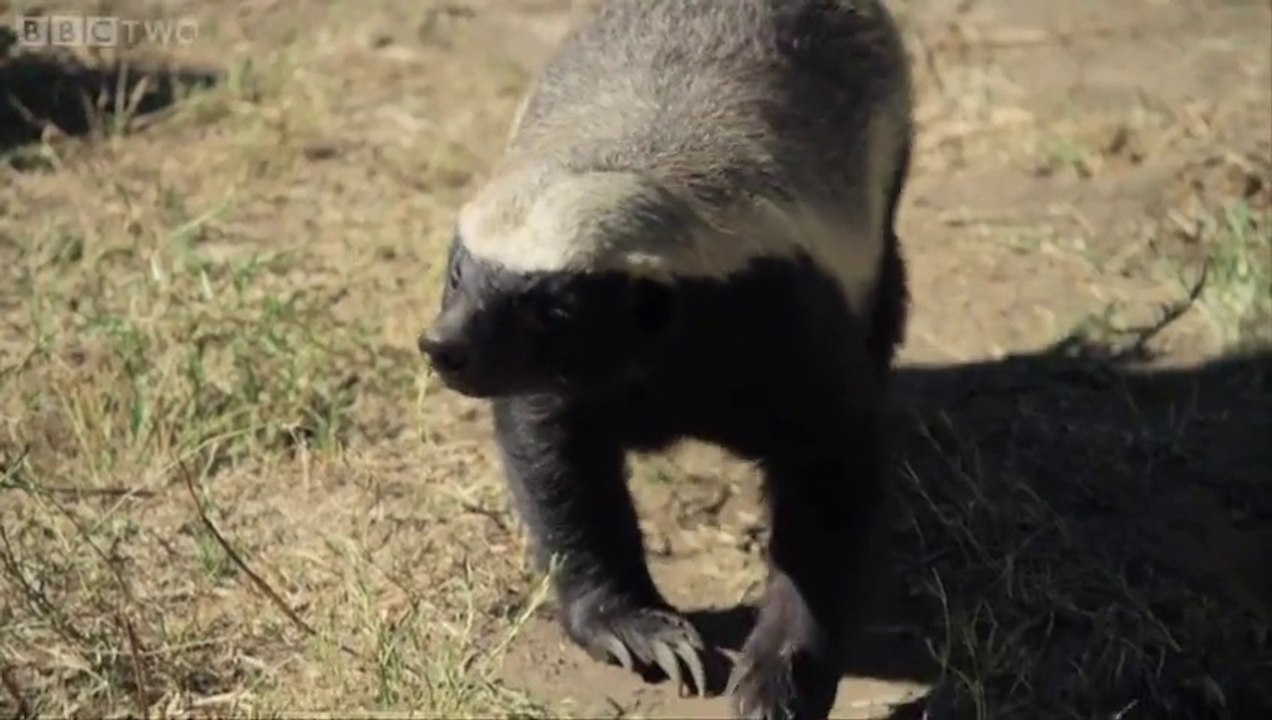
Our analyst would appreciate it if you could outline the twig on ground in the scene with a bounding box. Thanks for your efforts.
[0,484,156,499]
[178,457,358,657]
[116,608,154,716]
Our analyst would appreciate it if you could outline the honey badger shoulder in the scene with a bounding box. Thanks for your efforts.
[418,2,913,719]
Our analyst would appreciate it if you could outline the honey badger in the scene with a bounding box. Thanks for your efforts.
[418,1,913,718]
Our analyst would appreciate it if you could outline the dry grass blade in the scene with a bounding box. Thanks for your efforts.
[19,485,156,499]
[115,608,153,716]
[177,458,359,658]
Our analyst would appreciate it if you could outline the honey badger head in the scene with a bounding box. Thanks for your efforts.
[418,166,727,399]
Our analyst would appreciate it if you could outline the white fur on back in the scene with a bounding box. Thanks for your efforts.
[456,160,890,315]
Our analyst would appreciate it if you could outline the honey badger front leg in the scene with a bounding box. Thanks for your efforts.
[491,394,708,696]
[726,342,887,720]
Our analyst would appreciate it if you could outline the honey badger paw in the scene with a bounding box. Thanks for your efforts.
[565,602,708,697]
[725,621,838,720]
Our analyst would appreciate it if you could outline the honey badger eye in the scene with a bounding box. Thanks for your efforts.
[522,293,571,328]
[539,300,570,323]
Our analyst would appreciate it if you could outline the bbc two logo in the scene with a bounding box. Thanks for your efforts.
[14,15,199,47]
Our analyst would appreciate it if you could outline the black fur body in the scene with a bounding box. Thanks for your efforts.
[419,2,914,718]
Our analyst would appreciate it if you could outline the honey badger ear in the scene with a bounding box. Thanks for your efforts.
[630,278,676,337]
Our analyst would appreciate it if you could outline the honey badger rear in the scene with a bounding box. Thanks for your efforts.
[418,1,913,718]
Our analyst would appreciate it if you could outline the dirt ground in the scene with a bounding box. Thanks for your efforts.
[1,0,1269,718]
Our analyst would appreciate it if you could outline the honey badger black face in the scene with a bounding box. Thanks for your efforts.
[419,236,680,399]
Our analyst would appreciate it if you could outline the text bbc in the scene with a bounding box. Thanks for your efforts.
[15,15,199,47]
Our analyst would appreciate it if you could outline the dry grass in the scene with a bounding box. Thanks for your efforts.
[1,3,551,716]
[1,1,1270,719]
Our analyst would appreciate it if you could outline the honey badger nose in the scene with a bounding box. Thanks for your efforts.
[418,330,470,374]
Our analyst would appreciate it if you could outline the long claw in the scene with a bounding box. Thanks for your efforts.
[574,607,711,698]
[674,642,707,698]
[733,691,761,720]
[679,622,705,650]
[603,634,633,672]
[724,662,744,697]
[652,641,683,692]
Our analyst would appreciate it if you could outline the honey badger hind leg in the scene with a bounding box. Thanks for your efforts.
[491,395,709,697]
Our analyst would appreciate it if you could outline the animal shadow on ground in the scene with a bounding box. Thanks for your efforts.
[0,31,221,160]
[684,328,1271,719]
